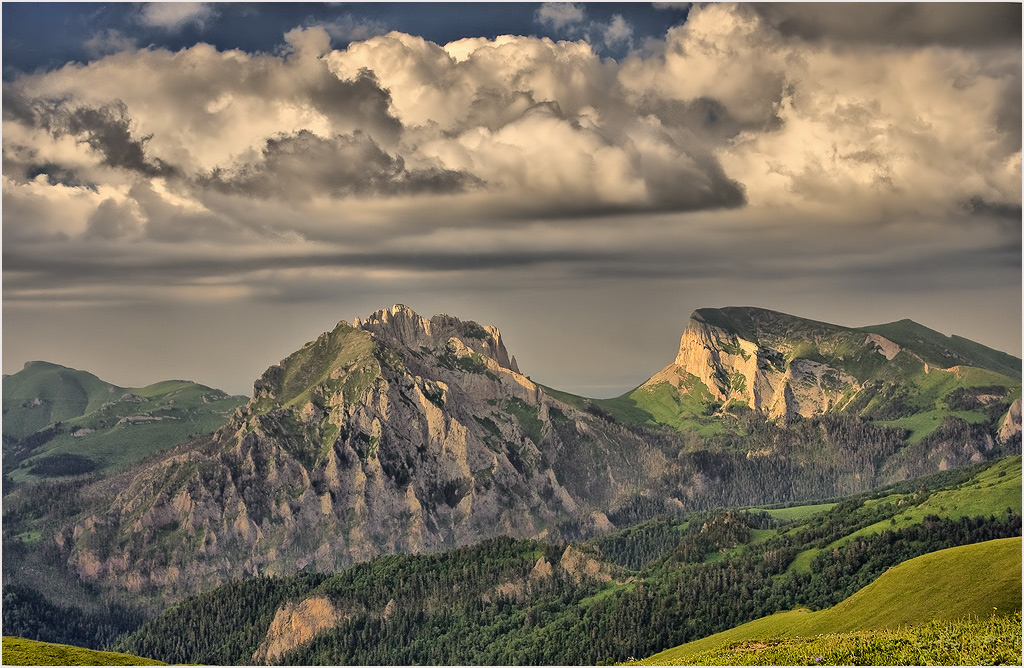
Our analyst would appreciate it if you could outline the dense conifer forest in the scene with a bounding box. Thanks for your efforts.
[106,459,1020,666]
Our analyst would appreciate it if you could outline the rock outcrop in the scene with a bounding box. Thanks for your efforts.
[354,304,521,374]
[253,597,344,664]
[998,398,1022,443]
[641,309,865,420]
[58,305,667,600]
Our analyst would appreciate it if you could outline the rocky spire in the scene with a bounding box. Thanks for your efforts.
[354,304,520,373]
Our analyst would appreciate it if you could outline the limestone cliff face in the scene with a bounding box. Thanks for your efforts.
[637,307,1022,431]
[642,309,865,420]
[998,398,1022,443]
[59,305,668,600]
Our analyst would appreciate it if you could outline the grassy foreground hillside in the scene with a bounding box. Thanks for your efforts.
[635,537,1023,665]
[656,614,1022,666]
[1,636,165,666]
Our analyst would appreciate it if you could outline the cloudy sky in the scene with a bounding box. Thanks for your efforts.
[3,2,1021,398]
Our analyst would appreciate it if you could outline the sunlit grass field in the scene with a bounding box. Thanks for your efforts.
[663,613,1022,666]
[633,537,1022,665]
[1,637,166,666]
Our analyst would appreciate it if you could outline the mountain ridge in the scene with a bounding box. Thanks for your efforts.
[38,305,671,600]
[3,303,1020,617]
[611,306,1021,435]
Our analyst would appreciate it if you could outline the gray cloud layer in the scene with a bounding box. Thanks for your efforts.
[752,3,1021,47]
[3,3,1020,394]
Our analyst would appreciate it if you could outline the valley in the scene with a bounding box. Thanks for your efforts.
[2,304,1021,664]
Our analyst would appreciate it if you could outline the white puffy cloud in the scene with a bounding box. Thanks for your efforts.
[603,15,634,49]
[1,3,1018,315]
[619,3,1022,219]
[535,3,586,33]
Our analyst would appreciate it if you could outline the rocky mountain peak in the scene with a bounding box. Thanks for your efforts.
[353,304,520,373]
[645,308,866,420]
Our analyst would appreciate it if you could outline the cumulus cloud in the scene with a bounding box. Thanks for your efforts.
[619,3,1022,218]
[535,3,586,33]
[534,3,636,53]
[137,2,216,31]
[202,130,481,200]
[603,15,634,49]
[1,3,1019,320]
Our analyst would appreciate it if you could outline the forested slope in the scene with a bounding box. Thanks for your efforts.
[115,457,1022,665]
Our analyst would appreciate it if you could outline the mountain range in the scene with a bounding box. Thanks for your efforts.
[2,303,1021,653]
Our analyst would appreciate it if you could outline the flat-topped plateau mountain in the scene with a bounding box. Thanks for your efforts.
[2,304,1020,647]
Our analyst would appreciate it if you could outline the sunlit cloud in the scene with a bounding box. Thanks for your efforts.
[2,2,1020,394]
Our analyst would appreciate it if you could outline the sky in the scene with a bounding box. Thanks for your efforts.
[2,2,1021,398]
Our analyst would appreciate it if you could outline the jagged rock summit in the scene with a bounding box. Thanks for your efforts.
[353,304,520,374]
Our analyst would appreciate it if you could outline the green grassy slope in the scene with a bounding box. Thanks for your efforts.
[3,363,246,484]
[1,637,166,666]
[862,319,1022,379]
[249,322,379,415]
[787,456,1022,573]
[841,456,1022,542]
[2,362,119,439]
[668,613,1022,666]
[761,503,836,522]
[638,537,1023,665]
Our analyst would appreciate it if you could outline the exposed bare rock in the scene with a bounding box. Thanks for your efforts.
[865,334,902,360]
[559,545,614,584]
[253,597,344,664]
[998,398,1022,443]
[766,359,857,420]
[530,555,553,581]
[644,310,860,421]
[354,304,520,373]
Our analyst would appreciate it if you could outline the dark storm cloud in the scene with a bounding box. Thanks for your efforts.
[635,96,762,141]
[6,204,1018,302]
[1,143,95,189]
[307,68,402,143]
[4,94,178,178]
[960,197,1024,222]
[752,3,1022,47]
[63,103,179,177]
[1,242,609,283]
[202,130,482,200]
